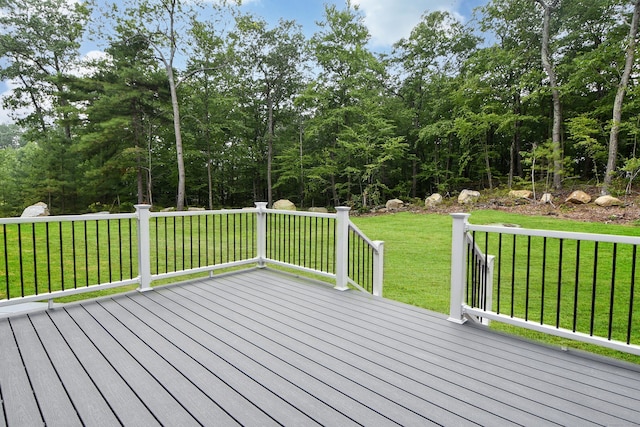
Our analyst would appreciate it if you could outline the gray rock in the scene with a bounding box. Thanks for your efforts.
[385,199,404,210]
[21,202,49,218]
[273,199,296,211]
[565,190,591,204]
[509,190,532,199]
[425,193,443,208]
[458,189,481,204]
[594,195,622,207]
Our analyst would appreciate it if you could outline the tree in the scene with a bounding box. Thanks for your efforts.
[303,1,402,206]
[0,0,90,133]
[110,0,235,209]
[393,10,478,196]
[231,16,307,207]
[534,0,563,189]
[74,32,168,206]
[602,0,640,194]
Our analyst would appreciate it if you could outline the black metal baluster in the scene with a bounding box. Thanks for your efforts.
[129,218,133,278]
[84,221,89,286]
[510,234,516,318]
[608,243,618,340]
[497,234,502,315]
[107,220,112,284]
[95,220,100,285]
[3,224,9,299]
[525,236,531,321]
[627,246,637,345]
[590,242,599,336]
[556,239,564,329]
[541,237,547,324]
[19,224,25,296]
[118,220,123,281]
[31,224,38,294]
[484,232,490,311]
[72,221,78,289]
[573,241,581,332]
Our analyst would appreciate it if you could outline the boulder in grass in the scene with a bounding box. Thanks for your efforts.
[565,190,591,204]
[425,193,443,208]
[385,199,404,210]
[273,199,296,211]
[509,190,533,199]
[594,195,623,207]
[21,202,49,218]
[458,189,481,204]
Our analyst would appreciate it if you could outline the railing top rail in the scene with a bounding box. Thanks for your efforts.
[0,212,136,225]
[468,223,640,245]
[150,208,257,218]
[266,209,335,219]
[348,221,382,252]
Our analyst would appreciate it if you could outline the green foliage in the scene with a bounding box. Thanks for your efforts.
[2,0,640,215]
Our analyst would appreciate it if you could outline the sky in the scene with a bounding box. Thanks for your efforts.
[0,0,488,125]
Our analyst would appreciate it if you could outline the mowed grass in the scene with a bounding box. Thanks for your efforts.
[352,210,640,364]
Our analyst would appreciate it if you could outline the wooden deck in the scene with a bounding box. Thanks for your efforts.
[1,268,640,426]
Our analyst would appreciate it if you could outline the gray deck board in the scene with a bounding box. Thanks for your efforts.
[228,271,639,425]
[2,267,640,426]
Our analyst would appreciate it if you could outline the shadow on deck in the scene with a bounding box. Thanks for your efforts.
[1,268,640,426]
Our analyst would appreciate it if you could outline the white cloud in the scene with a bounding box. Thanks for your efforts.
[352,0,462,47]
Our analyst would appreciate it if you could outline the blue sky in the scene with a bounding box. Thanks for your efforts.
[241,0,486,48]
[0,0,488,124]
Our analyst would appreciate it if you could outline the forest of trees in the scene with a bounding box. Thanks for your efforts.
[1,0,640,216]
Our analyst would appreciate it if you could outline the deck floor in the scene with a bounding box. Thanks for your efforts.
[1,268,640,426]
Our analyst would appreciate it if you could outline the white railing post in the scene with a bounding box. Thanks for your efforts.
[255,202,268,268]
[335,206,351,291]
[136,204,153,292]
[372,240,384,297]
[448,213,470,324]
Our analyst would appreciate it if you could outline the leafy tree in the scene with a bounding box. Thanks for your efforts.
[231,15,307,206]
[393,11,478,196]
[74,33,168,207]
[108,0,236,209]
[533,0,564,189]
[603,0,640,194]
[0,0,90,134]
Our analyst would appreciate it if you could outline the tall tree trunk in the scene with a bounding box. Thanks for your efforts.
[267,94,274,207]
[603,1,640,195]
[537,0,563,190]
[167,67,186,210]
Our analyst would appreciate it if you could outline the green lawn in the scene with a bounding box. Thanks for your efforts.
[352,210,640,364]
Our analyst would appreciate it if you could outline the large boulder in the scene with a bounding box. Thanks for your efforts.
[385,199,404,210]
[594,195,623,207]
[21,202,49,218]
[509,190,533,199]
[273,199,296,211]
[425,193,443,208]
[458,189,481,204]
[565,190,591,204]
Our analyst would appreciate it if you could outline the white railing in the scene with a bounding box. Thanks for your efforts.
[449,213,640,356]
[0,203,384,311]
